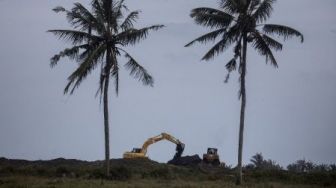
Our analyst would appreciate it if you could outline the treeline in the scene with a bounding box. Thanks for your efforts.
[242,153,336,173]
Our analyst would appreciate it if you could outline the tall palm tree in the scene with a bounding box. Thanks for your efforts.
[49,0,163,177]
[185,0,303,184]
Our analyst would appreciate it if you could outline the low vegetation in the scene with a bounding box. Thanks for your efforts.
[0,154,335,187]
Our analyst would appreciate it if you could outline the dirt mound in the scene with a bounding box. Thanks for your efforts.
[0,157,32,167]
[167,155,202,166]
[0,157,92,167]
[110,158,160,172]
[0,157,162,169]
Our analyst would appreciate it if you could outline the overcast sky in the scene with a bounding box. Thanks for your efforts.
[0,0,335,167]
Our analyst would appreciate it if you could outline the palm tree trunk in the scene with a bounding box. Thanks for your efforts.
[104,0,112,178]
[103,48,111,178]
[237,34,248,185]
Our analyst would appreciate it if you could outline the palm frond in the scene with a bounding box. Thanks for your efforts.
[76,42,101,61]
[226,58,237,72]
[68,3,105,33]
[224,38,241,83]
[120,11,139,31]
[219,0,239,14]
[233,38,242,58]
[262,24,304,42]
[185,28,226,47]
[113,0,127,20]
[224,57,237,83]
[190,7,234,29]
[50,44,89,67]
[252,32,278,67]
[248,0,261,13]
[202,38,231,61]
[253,0,276,23]
[201,26,239,60]
[53,4,97,32]
[260,33,283,51]
[123,52,154,86]
[110,0,126,32]
[70,3,93,25]
[64,44,106,94]
[117,25,164,46]
[91,0,104,16]
[48,29,102,45]
[102,0,113,19]
[117,0,128,11]
[53,6,66,13]
[92,0,107,26]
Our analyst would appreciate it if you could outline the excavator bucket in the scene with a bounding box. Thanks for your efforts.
[173,143,185,159]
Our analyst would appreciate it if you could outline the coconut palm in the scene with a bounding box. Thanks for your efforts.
[185,0,303,184]
[250,153,264,169]
[49,0,163,177]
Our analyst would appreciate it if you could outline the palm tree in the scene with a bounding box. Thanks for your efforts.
[49,0,163,177]
[185,0,303,184]
[250,153,264,169]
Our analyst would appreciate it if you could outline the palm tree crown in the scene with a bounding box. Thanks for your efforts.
[186,0,303,76]
[50,0,163,96]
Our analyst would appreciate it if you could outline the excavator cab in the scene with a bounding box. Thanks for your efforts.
[123,148,145,159]
[131,148,142,153]
[203,147,220,166]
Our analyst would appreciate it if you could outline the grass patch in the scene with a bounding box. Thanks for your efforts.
[0,157,335,187]
[0,176,331,188]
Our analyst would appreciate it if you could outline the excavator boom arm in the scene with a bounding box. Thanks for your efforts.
[140,133,184,157]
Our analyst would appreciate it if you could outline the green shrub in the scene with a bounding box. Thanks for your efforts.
[207,174,221,181]
[149,167,173,179]
[56,166,70,177]
[109,166,132,181]
[35,167,50,177]
[89,168,105,179]
[0,166,14,175]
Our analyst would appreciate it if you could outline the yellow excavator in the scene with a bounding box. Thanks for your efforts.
[123,132,185,160]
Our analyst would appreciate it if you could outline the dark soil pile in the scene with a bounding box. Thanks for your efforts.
[167,155,202,166]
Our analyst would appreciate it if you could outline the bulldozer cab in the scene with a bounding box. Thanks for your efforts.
[207,148,218,155]
[203,148,220,166]
[132,148,142,153]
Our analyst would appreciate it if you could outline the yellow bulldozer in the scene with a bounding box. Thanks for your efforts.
[203,148,220,166]
[123,132,185,160]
